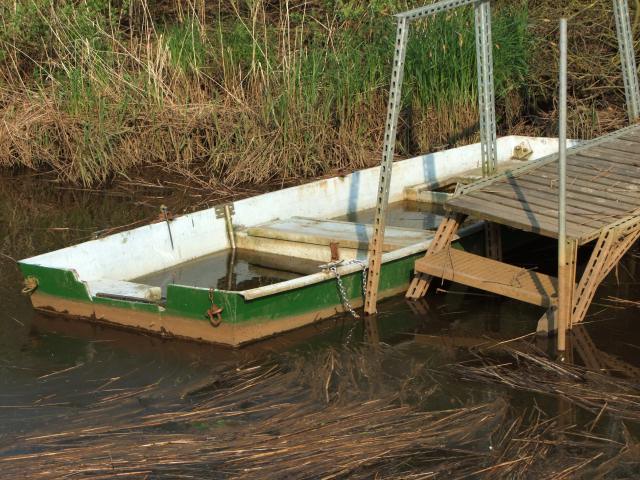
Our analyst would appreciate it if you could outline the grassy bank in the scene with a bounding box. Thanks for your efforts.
[0,1,633,187]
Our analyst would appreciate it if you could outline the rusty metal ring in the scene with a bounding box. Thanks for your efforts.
[207,288,223,327]
[21,276,38,295]
[207,306,223,327]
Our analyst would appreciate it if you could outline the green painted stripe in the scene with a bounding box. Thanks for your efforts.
[18,263,92,301]
[20,229,502,331]
[165,284,211,322]
[163,252,428,324]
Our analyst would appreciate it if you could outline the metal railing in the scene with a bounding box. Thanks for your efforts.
[364,0,497,315]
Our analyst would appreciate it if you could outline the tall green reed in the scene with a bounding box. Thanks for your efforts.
[0,0,531,186]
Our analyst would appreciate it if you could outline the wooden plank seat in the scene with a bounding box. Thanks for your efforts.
[415,248,558,307]
[246,217,432,252]
[86,279,162,302]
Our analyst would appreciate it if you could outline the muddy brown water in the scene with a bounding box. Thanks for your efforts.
[1,174,640,476]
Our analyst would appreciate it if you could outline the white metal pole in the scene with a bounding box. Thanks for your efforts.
[557,18,568,353]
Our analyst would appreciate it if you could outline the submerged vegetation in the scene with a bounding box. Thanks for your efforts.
[0,0,634,186]
[2,339,640,478]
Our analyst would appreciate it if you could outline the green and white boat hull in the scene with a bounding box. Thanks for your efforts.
[19,135,569,346]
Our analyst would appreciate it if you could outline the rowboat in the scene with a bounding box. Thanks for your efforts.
[19,136,566,347]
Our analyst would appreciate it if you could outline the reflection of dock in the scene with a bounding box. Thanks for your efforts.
[571,325,640,379]
[410,321,640,381]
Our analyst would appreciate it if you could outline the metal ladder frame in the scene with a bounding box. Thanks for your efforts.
[613,0,640,122]
[364,0,497,315]
[366,0,640,317]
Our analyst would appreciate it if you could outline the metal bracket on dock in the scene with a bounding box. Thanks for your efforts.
[364,0,499,314]
[613,0,640,122]
[475,0,498,176]
[397,0,478,20]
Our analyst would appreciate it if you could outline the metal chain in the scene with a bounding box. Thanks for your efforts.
[320,259,368,319]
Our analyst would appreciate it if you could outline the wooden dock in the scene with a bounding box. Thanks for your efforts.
[407,125,640,334]
[445,127,640,245]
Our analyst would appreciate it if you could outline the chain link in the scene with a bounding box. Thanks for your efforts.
[320,259,368,319]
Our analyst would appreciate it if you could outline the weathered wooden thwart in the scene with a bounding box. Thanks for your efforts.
[408,124,640,336]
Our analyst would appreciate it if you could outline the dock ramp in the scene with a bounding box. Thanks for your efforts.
[408,125,640,334]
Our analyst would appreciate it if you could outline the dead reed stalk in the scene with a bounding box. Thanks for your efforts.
[1,345,639,478]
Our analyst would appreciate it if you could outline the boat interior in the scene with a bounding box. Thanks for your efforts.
[134,200,447,297]
[131,159,532,302]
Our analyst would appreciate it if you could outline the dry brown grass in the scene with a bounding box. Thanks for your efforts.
[524,0,638,138]
[0,0,635,187]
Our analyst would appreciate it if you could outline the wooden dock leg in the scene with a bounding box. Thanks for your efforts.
[556,238,578,351]
[600,229,640,284]
[572,227,640,325]
[484,223,502,261]
[406,213,466,300]
[537,239,577,337]
[572,229,616,326]
[539,227,640,335]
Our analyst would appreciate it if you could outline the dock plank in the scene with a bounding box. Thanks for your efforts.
[465,190,602,232]
[415,249,557,307]
[473,185,619,222]
[584,146,640,167]
[484,178,635,216]
[446,125,640,244]
[512,170,640,209]
[447,194,591,239]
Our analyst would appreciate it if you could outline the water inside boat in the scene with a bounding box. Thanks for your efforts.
[134,200,445,294]
[134,249,322,295]
[335,200,445,230]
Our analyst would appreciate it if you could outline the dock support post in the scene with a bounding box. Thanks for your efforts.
[406,213,466,300]
[484,223,502,261]
[571,227,634,325]
[613,0,640,122]
[557,18,570,353]
[541,223,640,334]
[364,16,409,315]
[475,0,498,176]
